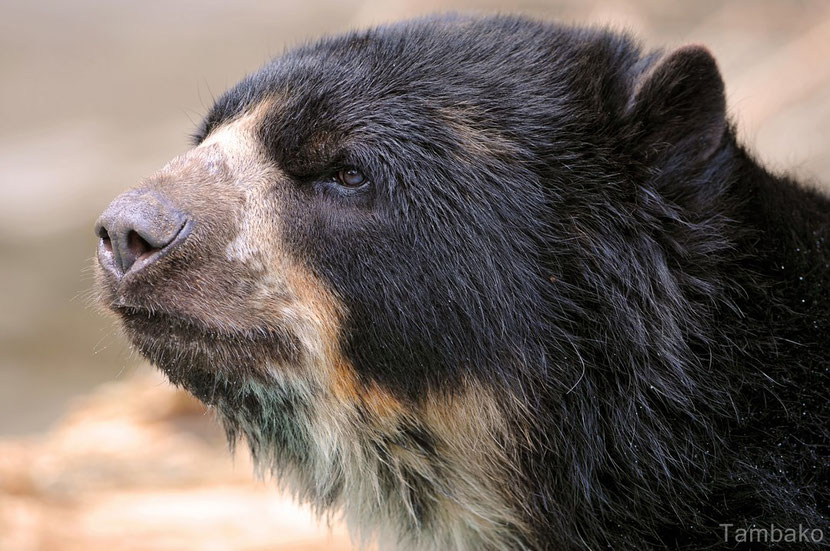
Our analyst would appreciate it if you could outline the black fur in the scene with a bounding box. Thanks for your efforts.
[179,14,825,549]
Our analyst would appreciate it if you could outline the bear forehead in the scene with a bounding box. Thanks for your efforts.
[194,16,617,150]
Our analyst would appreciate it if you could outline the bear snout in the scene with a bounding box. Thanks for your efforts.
[95,189,192,279]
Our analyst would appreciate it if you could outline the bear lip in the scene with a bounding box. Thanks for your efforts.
[114,305,253,343]
[114,305,303,376]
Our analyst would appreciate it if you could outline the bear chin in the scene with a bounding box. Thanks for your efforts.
[117,306,302,405]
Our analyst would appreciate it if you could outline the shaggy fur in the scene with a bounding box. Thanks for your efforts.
[96,15,829,550]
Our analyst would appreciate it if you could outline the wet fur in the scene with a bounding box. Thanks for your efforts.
[98,15,829,550]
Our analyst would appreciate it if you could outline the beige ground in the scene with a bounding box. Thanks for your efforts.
[1,1,829,549]
[0,371,354,551]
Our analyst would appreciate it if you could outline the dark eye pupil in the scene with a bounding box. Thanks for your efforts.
[339,168,365,187]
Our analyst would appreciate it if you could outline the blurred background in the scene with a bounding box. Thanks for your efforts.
[1,0,828,549]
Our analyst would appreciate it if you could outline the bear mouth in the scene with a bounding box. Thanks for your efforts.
[114,305,302,405]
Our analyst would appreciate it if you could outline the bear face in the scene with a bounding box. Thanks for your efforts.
[95,14,829,551]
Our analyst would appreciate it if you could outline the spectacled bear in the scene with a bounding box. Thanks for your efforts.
[94,14,829,550]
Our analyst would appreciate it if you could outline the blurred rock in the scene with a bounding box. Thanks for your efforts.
[0,373,354,551]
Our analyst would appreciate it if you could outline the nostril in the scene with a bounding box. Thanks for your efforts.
[97,227,113,253]
[127,230,159,262]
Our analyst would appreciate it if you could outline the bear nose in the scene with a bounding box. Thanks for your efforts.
[95,189,190,277]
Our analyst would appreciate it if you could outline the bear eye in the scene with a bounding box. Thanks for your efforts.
[336,167,367,188]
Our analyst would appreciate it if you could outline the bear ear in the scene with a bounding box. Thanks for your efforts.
[628,45,726,164]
